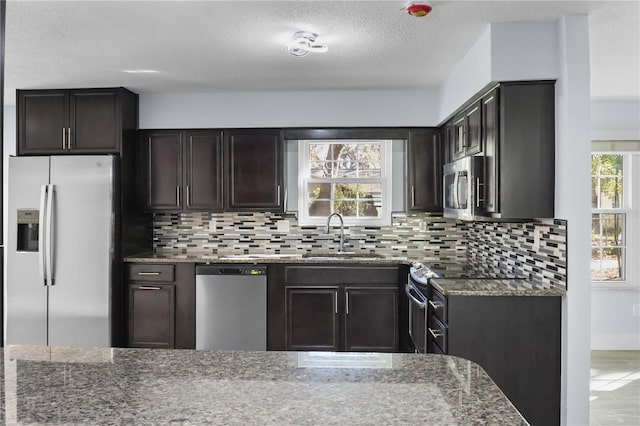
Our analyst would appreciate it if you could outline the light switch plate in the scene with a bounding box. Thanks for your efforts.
[209,218,217,232]
[277,220,290,233]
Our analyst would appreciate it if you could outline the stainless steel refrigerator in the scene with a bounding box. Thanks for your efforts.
[6,155,116,347]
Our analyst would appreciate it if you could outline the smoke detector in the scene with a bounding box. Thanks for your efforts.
[287,31,328,57]
[403,1,433,17]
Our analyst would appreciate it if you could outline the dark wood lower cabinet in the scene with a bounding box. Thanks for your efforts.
[344,287,397,352]
[286,287,339,351]
[128,284,175,349]
[125,263,195,349]
[283,266,400,353]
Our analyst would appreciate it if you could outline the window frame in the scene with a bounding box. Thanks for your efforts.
[297,139,393,226]
[591,151,638,288]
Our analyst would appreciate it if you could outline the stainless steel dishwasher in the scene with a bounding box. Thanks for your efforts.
[195,265,267,351]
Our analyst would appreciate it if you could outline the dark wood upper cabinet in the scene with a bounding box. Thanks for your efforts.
[184,130,224,211]
[451,101,481,160]
[144,131,182,211]
[406,128,442,212]
[481,88,499,214]
[17,87,137,155]
[142,130,223,212]
[225,129,284,211]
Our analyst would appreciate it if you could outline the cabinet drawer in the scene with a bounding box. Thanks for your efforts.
[285,266,398,285]
[126,264,175,282]
[428,314,447,353]
[429,287,447,323]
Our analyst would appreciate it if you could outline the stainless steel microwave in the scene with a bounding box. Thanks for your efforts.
[443,156,484,220]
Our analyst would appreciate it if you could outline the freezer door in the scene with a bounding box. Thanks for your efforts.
[48,156,115,347]
[6,157,51,345]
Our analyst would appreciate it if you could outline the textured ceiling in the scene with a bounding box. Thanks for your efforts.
[4,0,639,104]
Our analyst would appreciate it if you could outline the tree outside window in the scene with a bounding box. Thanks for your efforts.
[591,154,625,281]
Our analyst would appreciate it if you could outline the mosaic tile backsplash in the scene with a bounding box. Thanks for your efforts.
[153,212,567,289]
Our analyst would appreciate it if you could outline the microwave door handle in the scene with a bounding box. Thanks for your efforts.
[39,185,48,286]
[45,184,55,286]
[453,172,461,208]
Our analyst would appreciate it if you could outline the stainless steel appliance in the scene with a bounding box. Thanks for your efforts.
[443,156,484,220]
[195,264,267,350]
[405,263,437,353]
[6,156,116,346]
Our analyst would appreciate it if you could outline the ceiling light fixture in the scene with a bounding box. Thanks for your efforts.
[122,69,159,74]
[403,1,433,17]
[287,31,328,57]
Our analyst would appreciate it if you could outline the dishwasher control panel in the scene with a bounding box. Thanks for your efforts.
[196,265,267,276]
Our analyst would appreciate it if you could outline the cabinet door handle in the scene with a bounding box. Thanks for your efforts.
[186,185,190,207]
[277,185,281,206]
[67,128,72,149]
[345,291,350,315]
[428,300,443,310]
[476,178,484,208]
[411,185,416,207]
[176,186,181,207]
[428,327,444,339]
[138,286,161,290]
[334,292,338,314]
[137,272,161,276]
[62,128,66,149]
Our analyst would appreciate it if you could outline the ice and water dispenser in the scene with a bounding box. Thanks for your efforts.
[16,209,39,252]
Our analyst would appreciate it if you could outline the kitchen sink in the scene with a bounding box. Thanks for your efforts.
[301,252,387,260]
[218,254,303,260]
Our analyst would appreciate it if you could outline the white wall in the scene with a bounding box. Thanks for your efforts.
[591,99,640,140]
[140,89,440,129]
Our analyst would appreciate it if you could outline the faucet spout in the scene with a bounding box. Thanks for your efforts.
[325,213,345,253]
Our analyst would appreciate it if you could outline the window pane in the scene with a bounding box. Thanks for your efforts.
[308,200,330,216]
[357,143,382,161]
[591,177,598,208]
[334,200,357,217]
[309,144,332,161]
[591,248,602,281]
[601,248,624,280]
[358,183,382,199]
[358,199,382,217]
[358,161,381,178]
[591,214,601,247]
[310,161,331,178]
[308,183,331,201]
[334,183,357,199]
[601,213,624,246]
[598,177,623,208]
[335,160,357,178]
[337,144,358,162]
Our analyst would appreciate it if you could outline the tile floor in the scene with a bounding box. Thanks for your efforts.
[590,351,640,425]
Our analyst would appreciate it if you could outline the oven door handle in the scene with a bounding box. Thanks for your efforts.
[405,283,427,309]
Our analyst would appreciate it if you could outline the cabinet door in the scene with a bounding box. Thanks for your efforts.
[286,287,339,351]
[465,102,482,156]
[344,287,398,352]
[69,90,120,153]
[184,130,223,211]
[452,115,466,160]
[127,284,175,349]
[226,129,283,211]
[145,131,183,210]
[17,90,69,155]
[482,89,499,214]
[407,129,441,212]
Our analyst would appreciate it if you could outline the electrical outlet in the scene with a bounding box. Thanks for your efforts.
[633,304,640,317]
[418,221,427,232]
[208,218,217,232]
[277,220,290,233]
[533,229,540,250]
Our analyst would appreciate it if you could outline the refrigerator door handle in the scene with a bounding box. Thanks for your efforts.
[39,184,48,286]
[46,184,56,285]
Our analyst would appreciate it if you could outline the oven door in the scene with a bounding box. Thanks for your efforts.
[405,278,428,353]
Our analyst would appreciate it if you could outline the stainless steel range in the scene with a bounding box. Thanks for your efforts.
[405,263,437,353]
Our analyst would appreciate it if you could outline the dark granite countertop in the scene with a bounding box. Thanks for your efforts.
[1,346,528,425]
[431,277,566,297]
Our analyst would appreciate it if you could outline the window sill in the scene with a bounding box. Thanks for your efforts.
[591,282,640,291]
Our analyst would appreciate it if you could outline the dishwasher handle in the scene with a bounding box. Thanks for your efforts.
[196,264,267,276]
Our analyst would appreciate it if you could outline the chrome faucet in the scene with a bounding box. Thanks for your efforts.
[325,213,346,253]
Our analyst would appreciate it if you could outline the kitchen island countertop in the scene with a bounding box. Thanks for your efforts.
[1,346,528,425]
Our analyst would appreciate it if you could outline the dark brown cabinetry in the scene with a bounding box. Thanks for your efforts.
[125,263,195,349]
[141,130,223,211]
[17,88,138,155]
[225,129,284,212]
[406,128,442,212]
[284,266,399,352]
[451,101,482,160]
[426,285,561,426]
[481,88,499,214]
